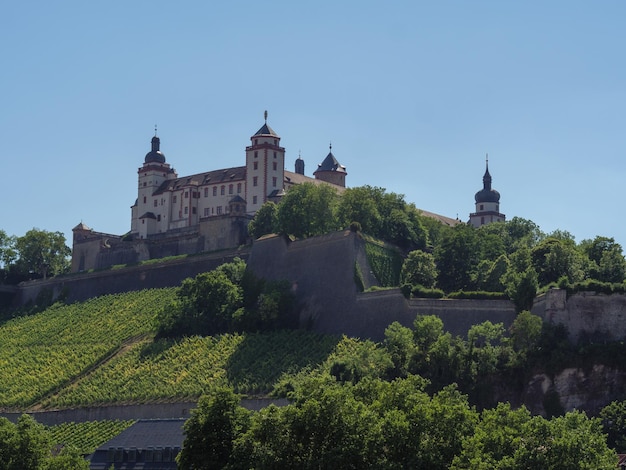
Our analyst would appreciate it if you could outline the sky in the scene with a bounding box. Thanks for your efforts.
[2,1,625,250]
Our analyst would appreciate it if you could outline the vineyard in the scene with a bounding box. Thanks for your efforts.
[48,419,135,454]
[42,331,339,408]
[0,289,176,409]
[364,238,404,287]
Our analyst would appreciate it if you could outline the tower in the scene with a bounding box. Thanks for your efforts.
[313,143,347,187]
[131,130,177,238]
[469,155,505,228]
[245,111,285,214]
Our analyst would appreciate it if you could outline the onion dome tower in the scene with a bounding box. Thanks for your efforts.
[131,127,177,237]
[313,143,347,187]
[469,155,505,227]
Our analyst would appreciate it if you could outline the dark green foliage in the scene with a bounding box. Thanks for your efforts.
[434,224,479,292]
[446,290,509,300]
[400,249,438,289]
[600,399,626,452]
[410,284,445,298]
[531,237,585,286]
[504,267,538,312]
[13,229,71,280]
[156,258,296,338]
[178,387,251,469]
[276,183,340,238]
[364,240,403,287]
[0,415,89,470]
[247,201,278,239]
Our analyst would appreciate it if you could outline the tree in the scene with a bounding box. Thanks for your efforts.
[435,224,479,292]
[0,230,16,270]
[531,237,584,286]
[277,183,340,238]
[337,186,383,235]
[0,415,51,470]
[178,388,250,469]
[247,201,278,239]
[400,250,438,288]
[14,229,70,280]
[509,310,543,365]
[580,236,626,283]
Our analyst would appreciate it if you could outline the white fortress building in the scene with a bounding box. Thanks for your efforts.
[71,112,348,272]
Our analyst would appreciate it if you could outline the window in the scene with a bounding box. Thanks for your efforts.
[143,196,146,203]
[253,161,258,170]
[184,207,188,214]
[173,195,177,203]
[481,216,485,225]
[204,188,208,197]
[221,185,225,195]
[272,177,277,187]
[204,208,210,217]
[143,182,146,187]
[184,192,188,198]
[479,204,484,210]
[229,184,233,194]
[157,214,161,221]
[154,200,157,207]
[217,206,222,215]
[192,207,197,214]
[254,151,258,158]
[253,196,257,204]
[253,177,258,187]
[213,186,217,196]
[273,161,277,171]
[237,183,241,193]
[273,151,276,158]
[274,139,277,146]
[255,139,258,145]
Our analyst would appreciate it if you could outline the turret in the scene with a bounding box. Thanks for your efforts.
[469,155,505,227]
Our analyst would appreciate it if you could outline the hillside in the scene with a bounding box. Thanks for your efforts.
[0,289,339,412]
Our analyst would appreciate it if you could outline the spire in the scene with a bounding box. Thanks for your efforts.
[264,110,268,123]
[483,153,492,190]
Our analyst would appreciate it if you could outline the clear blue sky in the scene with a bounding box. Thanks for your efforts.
[2,1,625,250]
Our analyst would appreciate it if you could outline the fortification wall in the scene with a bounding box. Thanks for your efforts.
[247,231,517,341]
[532,288,626,343]
[0,398,289,425]
[16,249,250,306]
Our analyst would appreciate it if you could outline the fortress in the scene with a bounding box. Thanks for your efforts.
[70,112,503,273]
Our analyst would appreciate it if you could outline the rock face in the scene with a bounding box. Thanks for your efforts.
[520,366,626,416]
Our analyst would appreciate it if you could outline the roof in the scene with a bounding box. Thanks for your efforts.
[153,166,246,195]
[475,162,500,203]
[94,419,185,450]
[314,151,346,174]
[72,222,92,231]
[144,136,166,164]
[139,212,157,220]
[284,170,346,192]
[229,195,246,203]
[417,209,460,227]
[253,123,278,137]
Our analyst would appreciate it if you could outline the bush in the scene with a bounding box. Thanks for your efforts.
[447,291,509,300]
[410,285,445,299]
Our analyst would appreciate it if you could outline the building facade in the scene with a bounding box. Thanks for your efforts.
[71,113,348,272]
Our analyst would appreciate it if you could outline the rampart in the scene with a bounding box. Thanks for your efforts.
[532,288,626,343]
[15,248,251,306]
[247,231,517,340]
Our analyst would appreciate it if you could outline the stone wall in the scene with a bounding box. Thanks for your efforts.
[16,248,251,306]
[247,231,517,341]
[532,288,626,343]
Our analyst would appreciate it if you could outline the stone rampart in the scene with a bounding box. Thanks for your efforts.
[247,231,517,341]
[532,288,626,343]
[15,248,251,306]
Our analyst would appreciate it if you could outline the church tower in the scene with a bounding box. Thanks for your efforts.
[131,130,177,238]
[245,111,285,214]
[469,155,505,228]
